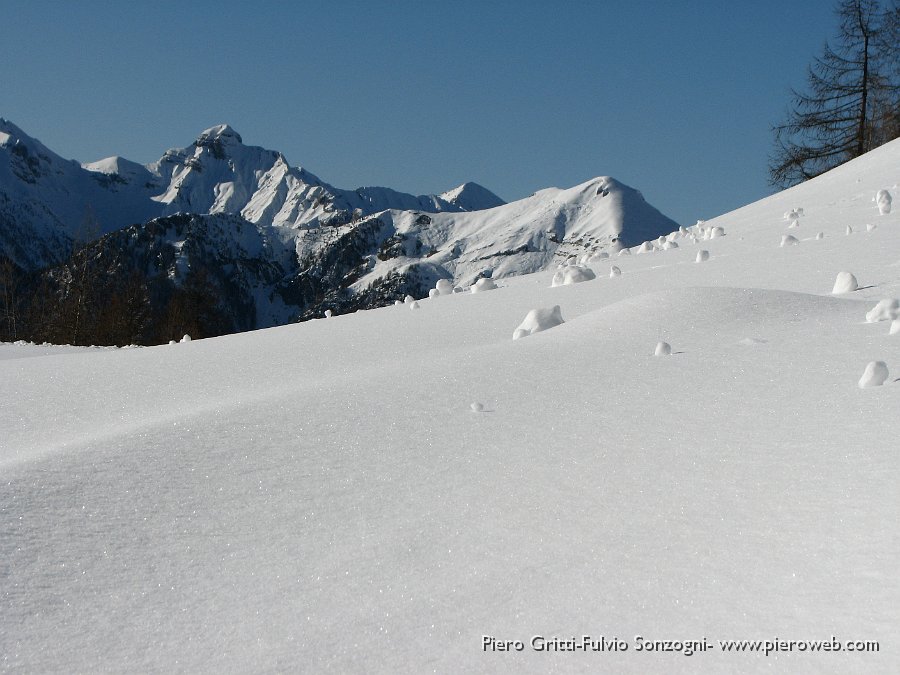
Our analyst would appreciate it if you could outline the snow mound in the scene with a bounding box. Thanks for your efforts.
[876,189,892,215]
[512,305,564,340]
[781,234,799,247]
[404,295,415,304]
[832,272,858,294]
[471,278,497,293]
[709,226,725,239]
[435,279,454,296]
[470,402,484,413]
[696,250,710,263]
[858,361,889,388]
[637,241,655,254]
[654,341,672,356]
[180,334,191,343]
[618,248,631,257]
[865,299,900,323]
[551,265,596,287]
[663,240,679,250]
[609,265,622,277]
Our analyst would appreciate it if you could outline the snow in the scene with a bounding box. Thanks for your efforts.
[876,189,892,215]
[696,249,709,262]
[654,340,672,356]
[2,137,900,673]
[780,234,799,247]
[511,305,564,339]
[865,298,900,323]
[609,265,622,277]
[832,271,859,294]
[471,277,498,293]
[858,360,889,388]
[550,265,596,287]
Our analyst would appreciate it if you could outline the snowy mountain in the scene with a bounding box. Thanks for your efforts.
[0,120,506,269]
[1,137,898,672]
[1,120,678,335]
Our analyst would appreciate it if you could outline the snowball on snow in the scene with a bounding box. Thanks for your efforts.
[618,248,632,256]
[846,225,853,235]
[875,189,892,215]
[865,299,900,323]
[470,402,484,412]
[180,334,191,343]
[324,309,333,318]
[394,300,403,306]
[858,361,889,388]
[404,294,415,304]
[512,305,564,339]
[551,265,596,287]
[696,250,710,263]
[832,271,859,294]
[654,341,672,356]
[168,340,177,345]
[428,289,439,299]
[471,277,498,293]
[788,219,800,229]
[781,234,799,247]
[609,265,622,277]
[815,232,824,240]
[890,319,900,335]
[710,226,725,238]
[435,279,454,296]
[663,240,679,250]
[637,241,655,254]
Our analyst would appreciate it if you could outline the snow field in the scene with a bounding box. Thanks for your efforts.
[2,139,900,673]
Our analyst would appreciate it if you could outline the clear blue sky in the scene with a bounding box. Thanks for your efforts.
[1,0,841,225]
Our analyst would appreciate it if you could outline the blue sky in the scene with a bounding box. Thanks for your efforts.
[1,1,841,225]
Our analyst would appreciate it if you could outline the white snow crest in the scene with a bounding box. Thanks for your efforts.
[512,305,564,340]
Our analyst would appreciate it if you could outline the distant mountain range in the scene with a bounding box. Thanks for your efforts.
[0,118,679,340]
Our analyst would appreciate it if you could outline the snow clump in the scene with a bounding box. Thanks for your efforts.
[512,305,564,340]
[832,272,859,294]
[471,278,498,293]
[470,402,484,413]
[865,299,900,323]
[180,334,191,343]
[815,232,824,240]
[709,226,725,239]
[435,279,454,296]
[875,189,892,215]
[552,265,596,287]
[663,240,679,250]
[609,265,622,277]
[654,341,672,356]
[890,319,900,335]
[696,250,710,263]
[589,251,609,261]
[858,361,889,388]
[846,225,853,235]
[324,309,333,318]
[781,234,799,247]
[618,248,631,257]
[410,301,420,310]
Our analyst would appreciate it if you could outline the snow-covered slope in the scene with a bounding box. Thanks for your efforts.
[0,118,161,268]
[2,139,898,672]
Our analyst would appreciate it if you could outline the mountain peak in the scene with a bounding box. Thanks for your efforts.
[439,181,505,211]
[195,124,243,147]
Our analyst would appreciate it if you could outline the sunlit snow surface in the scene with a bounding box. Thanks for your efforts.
[2,140,900,673]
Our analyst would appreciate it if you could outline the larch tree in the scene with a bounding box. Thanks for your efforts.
[769,0,899,188]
